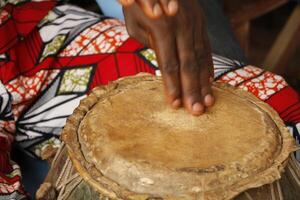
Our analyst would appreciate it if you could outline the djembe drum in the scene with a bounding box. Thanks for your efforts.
[37,74,299,200]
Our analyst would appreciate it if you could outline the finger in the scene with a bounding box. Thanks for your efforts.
[119,0,135,7]
[136,0,163,19]
[198,56,214,107]
[202,35,214,80]
[194,14,214,107]
[177,26,204,116]
[159,0,179,16]
[151,23,181,108]
[200,66,215,107]
[195,46,214,108]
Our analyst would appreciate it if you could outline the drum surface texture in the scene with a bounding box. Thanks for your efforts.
[59,74,296,200]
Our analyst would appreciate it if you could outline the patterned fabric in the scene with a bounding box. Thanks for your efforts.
[0,1,299,199]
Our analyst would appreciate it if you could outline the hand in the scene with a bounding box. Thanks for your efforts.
[119,0,179,18]
[123,0,214,116]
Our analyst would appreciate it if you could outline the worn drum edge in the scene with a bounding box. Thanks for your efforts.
[62,73,297,200]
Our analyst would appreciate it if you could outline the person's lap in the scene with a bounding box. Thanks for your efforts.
[11,148,49,197]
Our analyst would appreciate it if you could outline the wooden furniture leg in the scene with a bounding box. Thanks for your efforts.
[263,5,300,74]
[223,0,289,58]
[232,22,250,56]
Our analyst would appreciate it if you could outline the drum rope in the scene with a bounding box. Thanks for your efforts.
[244,192,254,200]
[55,156,83,200]
[55,156,72,189]
[51,142,65,168]
[57,176,82,200]
[275,181,283,200]
[57,170,79,190]
[56,158,72,199]
[287,161,300,187]
[270,183,276,200]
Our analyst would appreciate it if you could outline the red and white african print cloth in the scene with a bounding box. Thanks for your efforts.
[0,1,299,199]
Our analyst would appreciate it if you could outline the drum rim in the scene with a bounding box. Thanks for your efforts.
[62,73,296,200]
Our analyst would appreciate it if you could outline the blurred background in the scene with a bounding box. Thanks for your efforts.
[69,0,300,93]
[223,0,300,93]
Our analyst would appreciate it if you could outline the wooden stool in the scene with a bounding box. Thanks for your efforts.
[263,5,300,74]
[223,0,300,74]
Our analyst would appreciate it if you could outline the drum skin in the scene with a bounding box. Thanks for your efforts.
[36,143,300,200]
[36,74,298,200]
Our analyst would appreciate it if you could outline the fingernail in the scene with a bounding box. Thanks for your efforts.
[172,99,181,109]
[192,102,204,115]
[153,3,163,17]
[204,94,214,107]
[168,0,178,15]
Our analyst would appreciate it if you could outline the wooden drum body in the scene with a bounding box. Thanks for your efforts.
[37,146,300,200]
[37,74,298,200]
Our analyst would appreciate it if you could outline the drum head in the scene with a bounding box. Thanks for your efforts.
[62,74,296,200]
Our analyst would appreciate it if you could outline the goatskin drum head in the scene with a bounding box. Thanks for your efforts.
[62,74,295,200]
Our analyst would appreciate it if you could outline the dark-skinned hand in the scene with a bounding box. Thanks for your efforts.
[120,0,179,18]
[123,0,214,116]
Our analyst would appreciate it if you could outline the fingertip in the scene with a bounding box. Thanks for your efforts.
[167,0,178,16]
[204,94,215,107]
[191,102,205,116]
[153,3,163,18]
[172,98,182,109]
